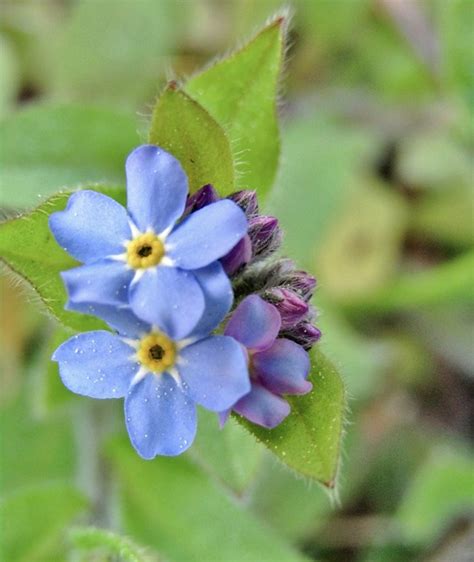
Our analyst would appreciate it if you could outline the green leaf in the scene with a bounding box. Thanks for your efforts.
[345,251,474,313]
[185,15,285,197]
[149,83,235,195]
[0,187,125,331]
[0,483,88,562]
[237,349,346,487]
[190,409,263,495]
[396,447,474,545]
[70,526,161,562]
[108,438,310,562]
[0,104,138,208]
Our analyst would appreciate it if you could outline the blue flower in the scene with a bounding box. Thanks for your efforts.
[49,145,248,339]
[220,295,311,429]
[53,293,250,459]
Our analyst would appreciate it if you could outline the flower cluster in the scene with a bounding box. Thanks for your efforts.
[50,145,320,458]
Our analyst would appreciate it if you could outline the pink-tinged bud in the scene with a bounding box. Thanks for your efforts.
[283,270,317,301]
[263,287,309,329]
[221,234,252,276]
[228,190,259,218]
[185,184,219,216]
[282,322,322,351]
[248,215,282,259]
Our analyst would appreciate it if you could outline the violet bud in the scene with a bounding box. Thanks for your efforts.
[184,184,219,216]
[282,270,317,301]
[281,322,322,351]
[228,190,259,218]
[248,215,282,260]
[221,234,252,276]
[263,287,309,329]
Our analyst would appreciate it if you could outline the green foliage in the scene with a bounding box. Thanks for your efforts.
[149,84,235,195]
[108,437,310,562]
[346,251,474,312]
[0,187,126,331]
[0,483,88,562]
[186,16,285,197]
[0,104,138,208]
[43,0,181,106]
[237,349,346,486]
[70,526,161,562]
[0,394,76,492]
[191,409,263,495]
[397,447,474,545]
[268,114,376,269]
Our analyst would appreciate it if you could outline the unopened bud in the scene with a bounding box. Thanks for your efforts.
[281,322,321,350]
[228,190,259,218]
[263,287,309,329]
[248,215,282,260]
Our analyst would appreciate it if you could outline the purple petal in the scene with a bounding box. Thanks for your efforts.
[52,331,137,399]
[166,200,248,270]
[253,338,312,395]
[189,262,233,339]
[66,301,150,339]
[179,336,250,411]
[264,288,309,330]
[62,260,134,306]
[129,266,204,340]
[233,383,290,429]
[184,184,219,216]
[49,190,131,263]
[125,374,197,458]
[125,145,188,234]
[220,235,252,276]
[224,295,281,352]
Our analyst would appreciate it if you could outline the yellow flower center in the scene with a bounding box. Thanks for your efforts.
[137,332,176,373]
[126,233,164,269]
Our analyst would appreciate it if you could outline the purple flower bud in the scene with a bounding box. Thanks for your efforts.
[282,270,317,301]
[184,184,219,216]
[281,322,322,351]
[248,215,282,259]
[221,235,252,276]
[228,190,259,218]
[263,287,309,329]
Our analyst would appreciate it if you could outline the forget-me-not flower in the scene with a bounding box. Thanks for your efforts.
[49,145,248,339]
[220,295,312,429]
[53,289,250,459]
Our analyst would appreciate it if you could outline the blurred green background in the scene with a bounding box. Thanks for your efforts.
[1,1,473,561]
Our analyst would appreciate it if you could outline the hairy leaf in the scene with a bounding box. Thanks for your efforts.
[237,349,346,487]
[149,83,234,195]
[186,15,285,197]
[0,187,125,331]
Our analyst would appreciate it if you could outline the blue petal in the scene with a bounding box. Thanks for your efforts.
[224,295,281,351]
[49,190,131,263]
[125,373,197,458]
[67,301,150,339]
[125,145,188,234]
[233,383,290,429]
[167,200,248,269]
[129,266,204,340]
[179,335,250,411]
[189,262,233,339]
[253,338,312,395]
[62,260,134,306]
[52,331,137,399]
